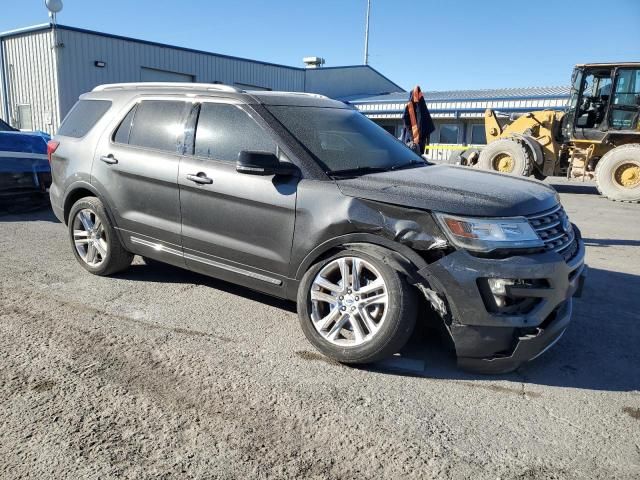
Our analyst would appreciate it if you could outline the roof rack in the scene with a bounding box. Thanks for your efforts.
[92,82,243,93]
[250,91,329,100]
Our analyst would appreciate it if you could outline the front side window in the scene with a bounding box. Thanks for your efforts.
[576,69,613,129]
[266,106,423,174]
[194,103,276,161]
[127,100,191,153]
[58,99,112,138]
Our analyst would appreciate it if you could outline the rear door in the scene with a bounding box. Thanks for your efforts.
[92,98,193,263]
[178,100,298,290]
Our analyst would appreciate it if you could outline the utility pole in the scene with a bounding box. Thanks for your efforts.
[363,0,371,65]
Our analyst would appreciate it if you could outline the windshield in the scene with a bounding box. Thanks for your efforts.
[266,106,425,175]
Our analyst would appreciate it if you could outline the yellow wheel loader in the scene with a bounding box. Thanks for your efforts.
[452,63,640,202]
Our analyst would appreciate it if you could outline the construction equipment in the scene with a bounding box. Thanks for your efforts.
[451,63,640,202]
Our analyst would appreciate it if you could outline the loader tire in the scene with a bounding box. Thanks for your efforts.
[595,144,640,203]
[477,138,533,177]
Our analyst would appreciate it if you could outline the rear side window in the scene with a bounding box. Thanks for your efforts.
[194,103,276,161]
[57,99,112,138]
[127,100,191,153]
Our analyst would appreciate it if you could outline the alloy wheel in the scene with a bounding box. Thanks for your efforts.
[309,257,389,347]
[72,208,108,267]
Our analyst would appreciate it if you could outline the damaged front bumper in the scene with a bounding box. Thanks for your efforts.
[421,237,586,374]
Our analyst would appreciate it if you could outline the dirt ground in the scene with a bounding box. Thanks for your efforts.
[0,178,639,479]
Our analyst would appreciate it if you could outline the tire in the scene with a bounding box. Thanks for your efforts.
[68,196,133,276]
[297,249,417,364]
[532,168,547,181]
[595,144,640,203]
[477,138,533,176]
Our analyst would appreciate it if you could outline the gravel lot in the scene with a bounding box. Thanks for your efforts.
[1,178,639,479]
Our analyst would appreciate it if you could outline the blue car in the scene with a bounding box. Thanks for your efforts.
[0,118,51,209]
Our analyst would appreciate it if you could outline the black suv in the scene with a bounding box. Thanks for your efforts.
[49,83,586,373]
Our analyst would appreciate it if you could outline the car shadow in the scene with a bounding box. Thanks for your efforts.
[113,261,297,313]
[120,259,639,392]
[583,237,640,247]
[547,182,599,195]
[0,203,59,222]
[364,267,640,393]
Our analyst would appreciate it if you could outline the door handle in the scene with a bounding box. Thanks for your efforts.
[186,172,213,185]
[100,154,118,165]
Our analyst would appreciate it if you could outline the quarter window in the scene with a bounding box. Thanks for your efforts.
[194,103,276,162]
[127,100,191,153]
[113,105,138,144]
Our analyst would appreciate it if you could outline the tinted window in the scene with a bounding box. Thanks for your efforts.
[439,125,459,144]
[58,99,112,138]
[0,118,16,132]
[128,100,190,153]
[195,103,276,161]
[113,105,138,144]
[266,106,423,173]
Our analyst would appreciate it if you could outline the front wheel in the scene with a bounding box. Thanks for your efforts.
[477,138,533,176]
[68,196,133,276]
[297,250,417,364]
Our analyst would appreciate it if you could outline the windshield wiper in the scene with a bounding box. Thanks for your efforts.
[389,160,427,171]
[327,166,391,178]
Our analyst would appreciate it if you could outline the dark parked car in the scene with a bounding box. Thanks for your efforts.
[0,118,51,210]
[49,83,586,373]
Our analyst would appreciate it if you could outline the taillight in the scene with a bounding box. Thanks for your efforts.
[47,140,60,164]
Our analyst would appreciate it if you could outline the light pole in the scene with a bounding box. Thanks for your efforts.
[363,0,371,65]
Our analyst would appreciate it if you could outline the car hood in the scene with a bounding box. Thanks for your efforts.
[335,164,559,217]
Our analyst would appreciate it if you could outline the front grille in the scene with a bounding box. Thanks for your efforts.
[527,204,577,261]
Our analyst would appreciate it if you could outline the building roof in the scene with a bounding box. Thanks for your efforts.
[346,86,571,104]
[0,23,402,93]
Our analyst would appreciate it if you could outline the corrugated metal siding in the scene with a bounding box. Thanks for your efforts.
[56,29,305,124]
[1,30,58,133]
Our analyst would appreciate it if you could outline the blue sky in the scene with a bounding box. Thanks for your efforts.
[2,0,639,91]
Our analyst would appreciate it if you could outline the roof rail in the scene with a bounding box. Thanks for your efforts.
[92,82,243,93]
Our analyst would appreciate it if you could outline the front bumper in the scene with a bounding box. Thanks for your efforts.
[422,236,586,374]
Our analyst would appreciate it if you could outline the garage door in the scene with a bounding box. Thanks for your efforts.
[140,67,194,83]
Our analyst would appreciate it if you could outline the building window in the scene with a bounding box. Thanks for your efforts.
[470,124,487,145]
[438,124,459,144]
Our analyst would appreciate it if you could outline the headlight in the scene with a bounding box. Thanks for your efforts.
[434,213,544,252]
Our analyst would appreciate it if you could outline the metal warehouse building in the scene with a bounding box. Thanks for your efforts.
[347,87,570,161]
[0,23,402,134]
[1,22,570,162]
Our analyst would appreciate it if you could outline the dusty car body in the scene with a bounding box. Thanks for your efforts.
[49,83,586,373]
[0,119,51,209]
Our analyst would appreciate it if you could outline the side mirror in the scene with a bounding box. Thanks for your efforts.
[236,151,298,176]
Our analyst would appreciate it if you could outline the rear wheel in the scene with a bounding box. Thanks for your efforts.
[595,144,640,203]
[297,250,417,364]
[478,138,533,176]
[68,196,133,275]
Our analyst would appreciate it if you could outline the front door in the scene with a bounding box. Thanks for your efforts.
[178,101,298,290]
[609,68,640,131]
[92,99,192,262]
